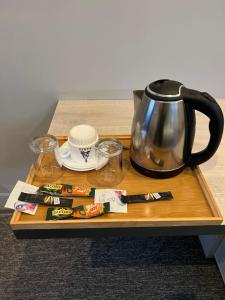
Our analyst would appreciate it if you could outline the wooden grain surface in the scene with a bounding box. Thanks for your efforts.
[48,99,134,135]
[48,98,225,225]
[10,136,222,230]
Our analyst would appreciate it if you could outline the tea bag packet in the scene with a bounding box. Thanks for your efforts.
[121,191,173,204]
[18,192,73,207]
[46,203,110,220]
[37,183,95,197]
[5,180,39,215]
[94,189,127,213]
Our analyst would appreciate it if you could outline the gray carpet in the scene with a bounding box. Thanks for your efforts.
[0,212,225,300]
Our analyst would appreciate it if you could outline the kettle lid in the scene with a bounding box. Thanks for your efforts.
[145,79,184,101]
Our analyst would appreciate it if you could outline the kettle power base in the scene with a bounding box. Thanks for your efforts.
[130,159,185,179]
[10,135,222,237]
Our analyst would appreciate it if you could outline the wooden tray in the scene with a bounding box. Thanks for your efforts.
[10,136,223,231]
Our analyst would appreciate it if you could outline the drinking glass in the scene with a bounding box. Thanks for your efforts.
[94,138,123,187]
[29,134,62,181]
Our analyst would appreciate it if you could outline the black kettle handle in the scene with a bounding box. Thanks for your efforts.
[183,88,224,166]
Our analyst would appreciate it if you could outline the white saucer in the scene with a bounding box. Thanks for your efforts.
[59,142,107,171]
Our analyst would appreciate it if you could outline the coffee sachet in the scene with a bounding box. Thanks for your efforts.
[46,203,110,220]
[37,184,95,197]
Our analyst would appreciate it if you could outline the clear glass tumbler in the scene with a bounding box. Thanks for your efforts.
[29,134,62,182]
[95,138,123,187]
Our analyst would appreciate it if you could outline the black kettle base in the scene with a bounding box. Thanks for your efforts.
[130,159,185,179]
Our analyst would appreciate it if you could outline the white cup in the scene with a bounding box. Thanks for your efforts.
[60,124,99,164]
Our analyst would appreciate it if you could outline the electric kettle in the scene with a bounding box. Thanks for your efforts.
[130,79,224,178]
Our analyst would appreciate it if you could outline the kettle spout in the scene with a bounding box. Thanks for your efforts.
[133,90,144,112]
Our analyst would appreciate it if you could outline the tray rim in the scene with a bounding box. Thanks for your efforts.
[10,135,223,230]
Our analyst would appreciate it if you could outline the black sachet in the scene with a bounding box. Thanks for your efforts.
[121,191,173,204]
[18,192,73,207]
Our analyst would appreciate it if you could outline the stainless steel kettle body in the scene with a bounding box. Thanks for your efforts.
[130,79,224,178]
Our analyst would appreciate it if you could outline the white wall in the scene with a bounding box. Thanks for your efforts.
[1,0,225,193]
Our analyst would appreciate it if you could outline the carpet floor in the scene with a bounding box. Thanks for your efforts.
[0,213,225,300]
